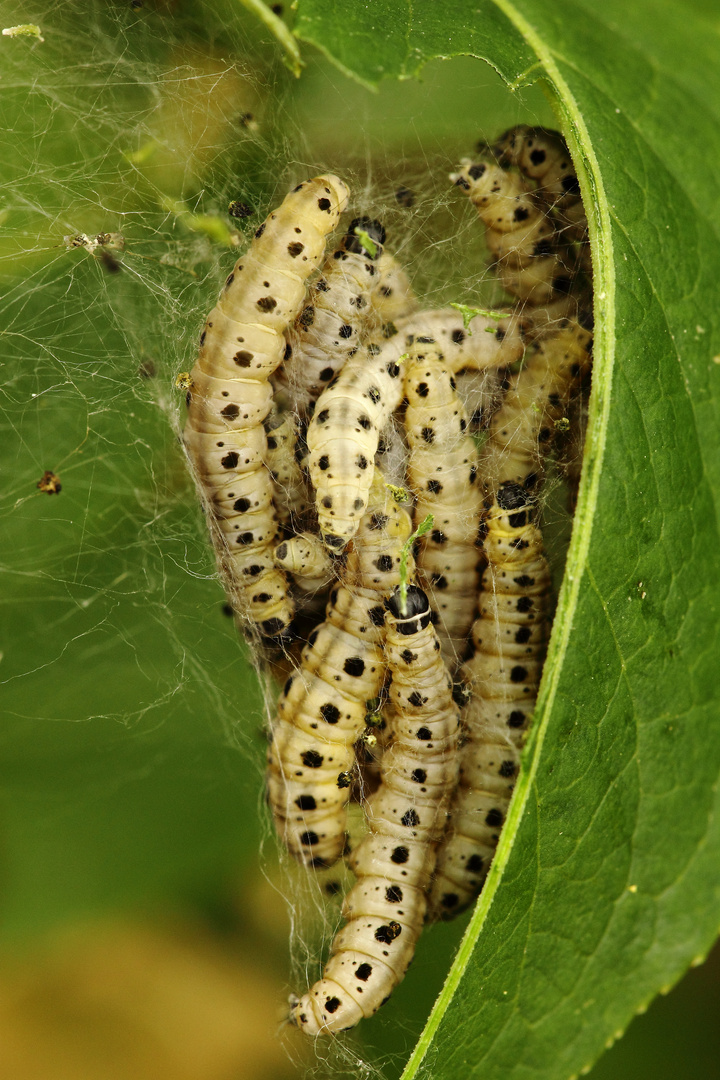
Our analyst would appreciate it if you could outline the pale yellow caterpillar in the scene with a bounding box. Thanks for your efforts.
[267,472,413,868]
[371,250,419,325]
[290,585,459,1034]
[428,484,550,919]
[403,344,483,665]
[275,218,387,416]
[183,174,349,637]
[489,126,582,213]
[450,157,575,309]
[482,317,593,487]
[488,125,589,267]
[306,337,409,550]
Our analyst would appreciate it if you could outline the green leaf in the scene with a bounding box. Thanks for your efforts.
[293,1,720,1078]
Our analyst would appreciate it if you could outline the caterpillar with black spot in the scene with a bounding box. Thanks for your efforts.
[427,483,550,919]
[488,125,589,268]
[274,218,387,416]
[489,126,582,213]
[482,317,593,487]
[267,471,413,868]
[306,337,408,550]
[394,307,527,375]
[183,174,348,638]
[450,157,578,312]
[307,309,524,551]
[291,585,460,1034]
[403,344,483,665]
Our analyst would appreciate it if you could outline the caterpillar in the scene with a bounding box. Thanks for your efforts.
[450,157,576,310]
[427,483,550,919]
[394,307,526,375]
[482,317,593,487]
[488,125,590,270]
[403,344,483,664]
[290,585,460,1034]
[307,309,524,551]
[273,532,335,594]
[488,126,582,214]
[306,337,409,550]
[424,322,591,913]
[183,174,349,638]
[275,218,387,416]
[267,472,413,868]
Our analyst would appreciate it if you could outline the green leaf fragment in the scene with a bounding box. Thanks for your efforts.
[353,226,378,258]
[161,199,239,247]
[398,514,434,615]
[449,301,507,334]
[2,24,44,41]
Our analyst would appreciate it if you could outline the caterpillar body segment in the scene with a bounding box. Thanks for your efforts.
[290,587,459,1035]
[371,251,419,325]
[267,474,413,869]
[184,175,349,638]
[427,483,550,920]
[306,339,408,549]
[276,218,386,416]
[482,317,593,487]
[403,346,483,664]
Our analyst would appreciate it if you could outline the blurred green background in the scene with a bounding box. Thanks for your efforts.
[1,1,717,1077]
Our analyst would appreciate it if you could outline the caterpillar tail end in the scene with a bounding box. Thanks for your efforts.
[288,983,363,1036]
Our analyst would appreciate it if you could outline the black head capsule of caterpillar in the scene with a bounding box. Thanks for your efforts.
[494,481,539,522]
[385,585,433,636]
[343,216,387,258]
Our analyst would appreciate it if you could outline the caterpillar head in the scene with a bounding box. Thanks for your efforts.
[487,481,539,532]
[385,585,433,635]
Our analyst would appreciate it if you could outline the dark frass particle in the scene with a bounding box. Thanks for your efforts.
[228,201,253,219]
[36,470,61,495]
